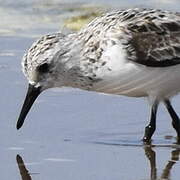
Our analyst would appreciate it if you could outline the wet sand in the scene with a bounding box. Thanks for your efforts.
[0,1,180,179]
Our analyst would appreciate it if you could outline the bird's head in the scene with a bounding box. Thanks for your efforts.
[17,33,71,129]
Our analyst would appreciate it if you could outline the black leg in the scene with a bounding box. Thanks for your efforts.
[143,102,159,142]
[164,99,180,141]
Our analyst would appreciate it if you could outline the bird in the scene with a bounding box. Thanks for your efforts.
[17,8,180,142]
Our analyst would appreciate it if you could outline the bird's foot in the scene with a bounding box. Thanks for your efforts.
[172,123,180,144]
[142,136,152,143]
[142,125,155,143]
[176,137,180,144]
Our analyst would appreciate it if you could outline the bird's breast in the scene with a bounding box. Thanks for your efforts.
[92,59,180,99]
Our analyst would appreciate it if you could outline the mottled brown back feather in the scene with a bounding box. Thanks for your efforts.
[124,9,180,67]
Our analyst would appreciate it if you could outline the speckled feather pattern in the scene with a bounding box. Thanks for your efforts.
[78,8,180,66]
[22,8,180,101]
[22,33,65,77]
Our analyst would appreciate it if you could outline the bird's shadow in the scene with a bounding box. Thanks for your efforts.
[16,143,180,180]
[144,144,180,180]
[16,155,32,180]
[93,137,180,180]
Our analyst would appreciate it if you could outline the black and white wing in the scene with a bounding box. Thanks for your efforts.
[124,9,180,67]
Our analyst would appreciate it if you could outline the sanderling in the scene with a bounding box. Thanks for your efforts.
[17,8,180,142]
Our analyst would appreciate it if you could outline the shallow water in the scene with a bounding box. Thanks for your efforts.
[0,0,180,180]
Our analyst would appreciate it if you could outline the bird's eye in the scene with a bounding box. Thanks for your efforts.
[37,63,50,73]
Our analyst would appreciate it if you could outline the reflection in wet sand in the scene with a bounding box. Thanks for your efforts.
[144,145,180,180]
[16,155,32,180]
[15,145,180,180]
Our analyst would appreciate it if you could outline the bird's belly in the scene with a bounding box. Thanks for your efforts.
[92,63,180,99]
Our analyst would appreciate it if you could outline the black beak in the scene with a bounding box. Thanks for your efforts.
[17,84,41,130]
